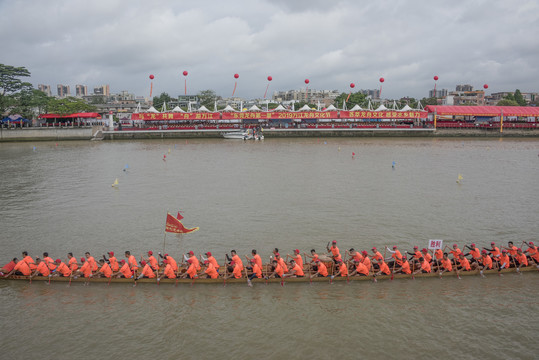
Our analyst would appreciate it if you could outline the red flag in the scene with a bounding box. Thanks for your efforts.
[165,213,199,234]
[176,211,184,220]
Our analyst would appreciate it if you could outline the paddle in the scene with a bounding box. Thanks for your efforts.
[244,266,252,287]
[223,256,227,287]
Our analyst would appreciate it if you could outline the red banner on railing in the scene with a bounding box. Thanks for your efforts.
[132,113,221,121]
[340,111,427,119]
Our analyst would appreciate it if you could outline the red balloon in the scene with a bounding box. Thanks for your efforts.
[183,71,188,76]
[267,76,272,81]
[149,74,154,80]
[234,73,239,79]
[434,76,439,81]
[483,84,488,89]
[305,79,310,84]
[350,83,355,88]
[379,77,385,83]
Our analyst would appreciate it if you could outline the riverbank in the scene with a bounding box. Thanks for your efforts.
[2,126,539,141]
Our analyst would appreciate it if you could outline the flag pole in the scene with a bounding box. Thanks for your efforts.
[163,211,169,255]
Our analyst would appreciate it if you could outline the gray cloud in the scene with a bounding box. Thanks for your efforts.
[1,0,538,99]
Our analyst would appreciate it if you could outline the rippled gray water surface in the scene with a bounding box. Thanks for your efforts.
[1,138,538,359]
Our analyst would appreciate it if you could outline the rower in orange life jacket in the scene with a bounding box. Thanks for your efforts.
[286,249,303,270]
[349,258,370,276]
[225,261,242,279]
[104,251,119,272]
[32,258,52,277]
[275,253,288,274]
[21,251,37,271]
[523,241,539,266]
[439,253,453,274]
[180,259,199,279]
[463,244,481,263]
[514,248,528,268]
[474,250,493,270]
[267,260,285,279]
[497,250,511,271]
[67,253,79,272]
[393,257,412,274]
[6,258,32,276]
[203,252,220,272]
[420,248,432,264]
[125,251,138,273]
[229,250,243,271]
[361,251,372,272]
[483,242,501,262]
[284,259,304,278]
[42,252,57,271]
[95,259,112,278]
[141,251,159,271]
[457,253,471,271]
[78,258,92,278]
[203,260,219,279]
[310,260,329,278]
[413,257,432,275]
[111,259,133,279]
[503,241,518,258]
[374,258,391,276]
[55,259,72,277]
[158,259,176,280]
[328,240,340,262]
[305,249,320,264]
[332,259,348,278]
[185,251,201,271]
[85,252,98,272]
[386,245,403,267]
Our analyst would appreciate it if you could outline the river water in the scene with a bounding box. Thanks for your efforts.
[0,138,538,359]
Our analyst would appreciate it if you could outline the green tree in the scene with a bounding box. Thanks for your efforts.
[333,91,368,109]
[503,93,515,102]
[197,89,217,108]
[152,92,172,110]
[0,64,32,115]
[497,99,519,106]
[420,97,438,106]
[514,89,527,106]
[46,96,97,115]
[9,89,50,119]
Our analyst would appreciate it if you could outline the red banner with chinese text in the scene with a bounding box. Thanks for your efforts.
[165,213,199,234]
[132,112,221,121]
[340,110,427,119]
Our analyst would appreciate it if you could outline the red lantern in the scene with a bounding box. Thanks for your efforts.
[483,84,488,89]
[350,83,355,88]
[267,76,272,81]
[379,77,384,83]
[183,71,188,76]
[305,79,310,84]
[149,74,154,80]
[434,76,439,81]
[234,73,239,79]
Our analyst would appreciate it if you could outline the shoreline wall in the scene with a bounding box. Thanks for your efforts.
[2,127,539,142]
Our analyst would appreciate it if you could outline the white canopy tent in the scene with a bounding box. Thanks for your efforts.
[222,105,237,112]
[196,105,211,112]
[171,106,186,113]
[248,105,261,111]
[323,104,337,111]
[146,106,159,113]
[350,104,363,111]
[375,105,388,111]
[297,104,312,111]
[272,104,287,111]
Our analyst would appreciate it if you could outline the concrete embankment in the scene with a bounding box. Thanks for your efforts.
[0,127,95,141]
[2,127,539,142]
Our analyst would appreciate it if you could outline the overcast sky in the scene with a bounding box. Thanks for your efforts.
[1,0,538,100]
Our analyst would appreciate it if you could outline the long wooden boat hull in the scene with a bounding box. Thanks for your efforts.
[2,266,536,285]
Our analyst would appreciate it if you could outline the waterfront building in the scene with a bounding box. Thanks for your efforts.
[94,85,110,96]
[75,85,88,97]
[38,84,51,97]
[429,89,448,98]
[57,84,70,97]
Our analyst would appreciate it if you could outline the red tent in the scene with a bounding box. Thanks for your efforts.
[39,113,102,119]
[425,106,539,117]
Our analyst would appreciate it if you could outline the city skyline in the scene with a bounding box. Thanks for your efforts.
[2,1,538,100]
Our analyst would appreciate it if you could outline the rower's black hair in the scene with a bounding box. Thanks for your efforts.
[419,257,424,262]
[36,257,41,261]
[508,241,514,245]
[99,258,104,262]
[349,248,355,252]
[252,249,257,254]
[274,248,279,253]
[443,252,448,256]
[311,249,315,253]
[43,252,49,257]
[231,250,236,254]
[272,259,277,263]
[125,251,130,255]
[12,257,17,261]
[85,251,90,255]
[68,252,73,256]
[22,251,28,256]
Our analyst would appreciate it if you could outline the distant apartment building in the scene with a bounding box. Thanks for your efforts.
[94,85,110,96]
[429,89,448,98]
[272,89,340,105]
[57,84,70,97]
[456,84,473,92]
[38,84,51,97]
[75,85,88,97]
[444,85,485,105]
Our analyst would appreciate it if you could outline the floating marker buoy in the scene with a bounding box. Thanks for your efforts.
[112,178,119,187]
[33,146,36,151]
[324,141,327,145]
[163,155,166,162]
[392,161,396,168]
[168,148,171,153]
[352,152,355,157]
[456,174,463,183]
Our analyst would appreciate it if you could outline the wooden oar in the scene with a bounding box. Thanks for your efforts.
[244,266,252,287]
[223,256,227,286]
